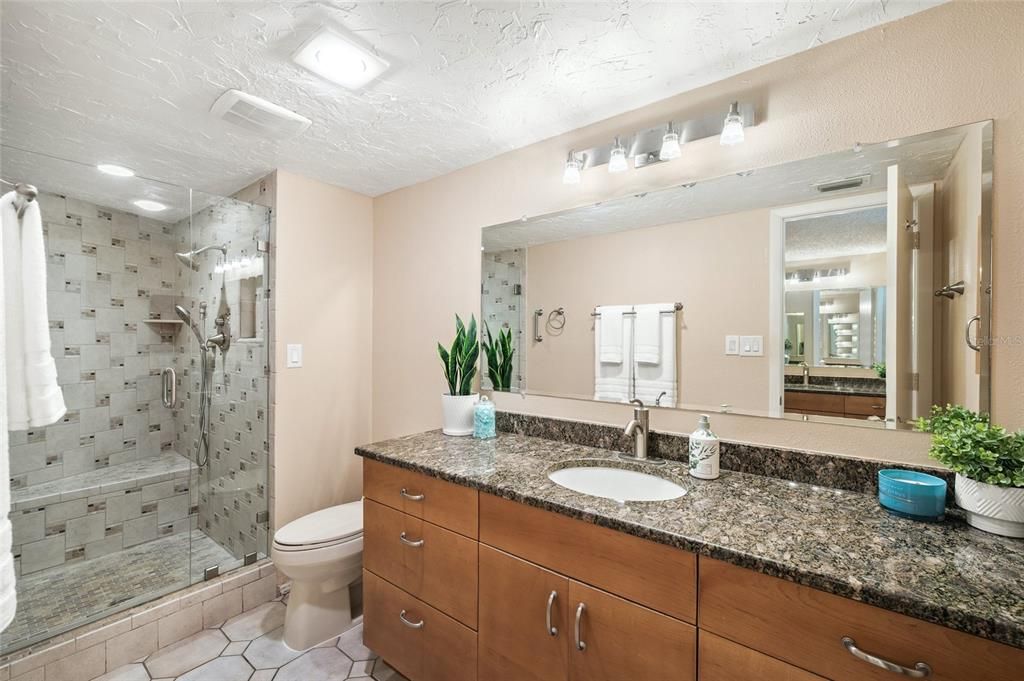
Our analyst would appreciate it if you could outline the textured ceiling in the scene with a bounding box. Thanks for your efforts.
[482,122,974,250]
[786,207,888,262]
[0,0,942,202]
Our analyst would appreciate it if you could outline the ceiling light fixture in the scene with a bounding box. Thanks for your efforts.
[659,123,682,160]
[563,151,582,185]
[133,199,167,212]
[293,28,389,90]
[608,136,628,173]
[720,101,745,146]
[96,163,135,177]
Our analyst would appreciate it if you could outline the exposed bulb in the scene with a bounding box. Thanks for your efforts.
[563,152,582,185]
[720,101,745,146]
[660,123,682,160]
[608,137,628,173]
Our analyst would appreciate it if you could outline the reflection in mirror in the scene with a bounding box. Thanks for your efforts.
[480,121,992,431]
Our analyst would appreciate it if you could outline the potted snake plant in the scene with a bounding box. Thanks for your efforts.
[437,314,480,436]
[916,405,1024,537]
[482,321,515,392]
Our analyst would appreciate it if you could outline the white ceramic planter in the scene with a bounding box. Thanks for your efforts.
[955,473,1024,538]
[441,393,479,436]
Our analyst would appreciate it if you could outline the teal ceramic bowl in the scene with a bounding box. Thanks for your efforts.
[878,469,947,522]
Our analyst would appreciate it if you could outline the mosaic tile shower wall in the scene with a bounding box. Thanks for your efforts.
[172,197,271,561]
[481,249,524,392]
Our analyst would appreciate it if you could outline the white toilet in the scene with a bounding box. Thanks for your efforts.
[272,500,364,651]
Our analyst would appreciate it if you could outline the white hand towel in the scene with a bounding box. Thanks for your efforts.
[595,313,633,403]
[0,198,14,631]
[635,310,677,407]
[2,192,66,430]
[635,303,673,364]
[597,305,628,364]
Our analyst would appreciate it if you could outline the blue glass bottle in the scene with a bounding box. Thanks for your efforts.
[474,396,496,439]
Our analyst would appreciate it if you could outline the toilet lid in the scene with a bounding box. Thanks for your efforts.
[275,500,363,547]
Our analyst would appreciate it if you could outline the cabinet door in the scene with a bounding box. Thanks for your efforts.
[479,545,569,681]
[568,581,695,681]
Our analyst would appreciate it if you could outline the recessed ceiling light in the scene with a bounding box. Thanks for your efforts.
[133,199,167,212]
[293,28,389,90]
[97,163,135,177]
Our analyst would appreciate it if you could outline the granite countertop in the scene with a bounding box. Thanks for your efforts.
[356,430,1024,650]
[784,385,886,397]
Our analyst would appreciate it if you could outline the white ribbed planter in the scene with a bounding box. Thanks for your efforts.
[955,473,1024,538]
[441,393,478,436]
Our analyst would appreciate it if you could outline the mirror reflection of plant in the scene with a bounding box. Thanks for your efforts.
[916,405,1024,487]
[437,315,479,396]
[482,321,515,392]
[872,362,886,379]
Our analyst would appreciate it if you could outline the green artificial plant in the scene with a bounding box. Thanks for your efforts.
[482,321,515,392]
[872,362,886,379]
[437,315,479,396]
[915,405,1024,487]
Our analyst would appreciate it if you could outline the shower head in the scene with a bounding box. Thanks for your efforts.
[174,304,206,346]
[174,244,227,271]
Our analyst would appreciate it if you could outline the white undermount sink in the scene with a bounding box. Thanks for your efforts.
[548,465,686,502]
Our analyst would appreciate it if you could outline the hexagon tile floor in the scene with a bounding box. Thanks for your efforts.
[89,599,408,681]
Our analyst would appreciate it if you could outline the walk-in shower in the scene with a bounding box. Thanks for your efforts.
[0,147,272,655]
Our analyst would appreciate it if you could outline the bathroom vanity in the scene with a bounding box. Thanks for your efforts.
[356,428,1024,681]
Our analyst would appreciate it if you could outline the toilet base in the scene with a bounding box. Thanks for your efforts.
[283,577,354,651]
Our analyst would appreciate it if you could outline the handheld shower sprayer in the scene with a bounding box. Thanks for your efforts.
[174,304,205,346]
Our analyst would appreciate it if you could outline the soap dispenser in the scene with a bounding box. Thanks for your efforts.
[689,414,720,480]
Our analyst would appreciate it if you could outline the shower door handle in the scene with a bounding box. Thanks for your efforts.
[161,368,176,408]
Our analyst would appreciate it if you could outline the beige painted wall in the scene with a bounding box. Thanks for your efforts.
[272,170,373,531]
[372,1,1024,465]
[526,209,771,414]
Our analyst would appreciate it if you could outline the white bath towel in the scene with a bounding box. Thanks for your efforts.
[2,191,66,631]
[594,313,633,403]
[2,191,66,430]
[635,303,673,364]
[597,305,628,364]
[634,309,677,408]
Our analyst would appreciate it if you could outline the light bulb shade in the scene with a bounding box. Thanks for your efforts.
[563,158,582,185]
[608,146,628,173]
[720,113,745,146]
[659,132,682,160]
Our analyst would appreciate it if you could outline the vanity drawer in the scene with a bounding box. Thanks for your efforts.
[844,394,886,417]
[699,631,825,681]
[480,493,696,623]
[363,569,477,681]
[363,499,478,628]
[698,557,1024,681]
[784,390,844,414]
[363,458,478,538]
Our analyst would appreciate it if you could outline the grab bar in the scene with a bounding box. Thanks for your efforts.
[533,308,544,342]
[161,368,176,408]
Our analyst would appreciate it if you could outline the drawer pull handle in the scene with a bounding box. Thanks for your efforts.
[574,603,586,651]
[842,637,931,677]
[399,532,424,548]
[399,610,424,629]
[400,488,425,501]
[546,590,558,636]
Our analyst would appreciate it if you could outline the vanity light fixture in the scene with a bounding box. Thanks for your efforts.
[133,199,167,212]
[96,163,135,177]
[293,27,389,90]
[563,151,582,185]
[720,101,745,146]
[608,136,628,173]
[659,123,682,160]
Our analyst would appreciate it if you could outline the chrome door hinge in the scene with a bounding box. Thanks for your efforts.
[256,510,270,524]
[204,565,220,582]
[256,239,270,253]
[244,552,258,566]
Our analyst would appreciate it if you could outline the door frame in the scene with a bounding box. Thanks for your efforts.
[768,191,887,417]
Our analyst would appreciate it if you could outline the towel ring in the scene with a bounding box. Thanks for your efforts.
[548,307,566,330]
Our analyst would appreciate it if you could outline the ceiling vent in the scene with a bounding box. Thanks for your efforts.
[813,175,870,193]
[211,90,311,139]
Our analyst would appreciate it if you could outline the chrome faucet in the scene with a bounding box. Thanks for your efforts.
[800,361,810,387]
[623,399,650,460]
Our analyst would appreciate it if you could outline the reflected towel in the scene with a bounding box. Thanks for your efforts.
[635,310,677,407]
[597,305,628,364]
[595,313,633,402]
[635,303,674,364]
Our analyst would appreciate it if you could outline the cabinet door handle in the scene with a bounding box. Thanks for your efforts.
[400,488,425,501]
[399,610,424,629]
[574,603,586,651]
[399,532,424,548]
[842,637,930,677]
[545,590,558,636]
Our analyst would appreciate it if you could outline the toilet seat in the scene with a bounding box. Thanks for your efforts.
[273,500,363,550]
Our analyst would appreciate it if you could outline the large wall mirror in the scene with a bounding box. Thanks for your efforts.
[481,121,992,431]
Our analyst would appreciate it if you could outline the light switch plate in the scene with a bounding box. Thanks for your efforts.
[286,344,303,368]
[739,335,764,356]
[725,335,740,355]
